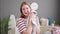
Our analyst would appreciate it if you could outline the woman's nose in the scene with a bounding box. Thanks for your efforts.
[25,9,28,12]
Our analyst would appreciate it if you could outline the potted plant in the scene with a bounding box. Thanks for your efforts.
[39,20,42,26]
[50,19,55,26]
[0,18,11,34]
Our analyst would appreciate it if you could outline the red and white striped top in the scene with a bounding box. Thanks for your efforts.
[16,17,40,34]
[16,18,27,34]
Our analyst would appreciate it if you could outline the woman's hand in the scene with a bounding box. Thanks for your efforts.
[28,20,32,28]
[29,12,36,21]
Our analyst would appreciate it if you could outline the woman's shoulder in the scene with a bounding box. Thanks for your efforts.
[16,18,23,22]
[16,18,24,26]
[17,18,22,20]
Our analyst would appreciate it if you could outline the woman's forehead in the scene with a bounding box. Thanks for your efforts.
[22,5,30,8]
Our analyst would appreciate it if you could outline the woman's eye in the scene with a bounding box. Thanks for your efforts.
[22,8,25,10]
[26,8,28,9]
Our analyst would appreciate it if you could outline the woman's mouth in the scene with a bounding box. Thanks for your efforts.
[25,13,27,14]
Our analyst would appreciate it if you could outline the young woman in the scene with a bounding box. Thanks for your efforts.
[16,2,40,34]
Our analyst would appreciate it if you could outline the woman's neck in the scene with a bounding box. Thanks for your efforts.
[20,14,28,19]
[24,16,28,19]
[20,16,28,19]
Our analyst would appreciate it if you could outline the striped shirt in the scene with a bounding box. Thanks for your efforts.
[16,16,40,34]
[16,18,27,34]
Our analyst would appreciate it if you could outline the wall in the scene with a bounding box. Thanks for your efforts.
[58,0,60,25]
[0,0,59,25]
[0,0,1,17]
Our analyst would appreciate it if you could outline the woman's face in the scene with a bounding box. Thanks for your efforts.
[22,5,31,17]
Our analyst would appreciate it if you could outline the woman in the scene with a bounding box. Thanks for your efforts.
[16,2,40,34]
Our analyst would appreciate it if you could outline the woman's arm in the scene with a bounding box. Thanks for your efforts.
[22,20,32,34]
[36,25,40,34]
[36,17,40,34]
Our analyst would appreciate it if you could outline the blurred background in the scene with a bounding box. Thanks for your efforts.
[0,0,60,25]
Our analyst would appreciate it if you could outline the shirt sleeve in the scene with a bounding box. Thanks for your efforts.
[16,18,26,33]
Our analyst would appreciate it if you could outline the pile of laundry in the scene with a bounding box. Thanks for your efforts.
[51,27,60,34]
